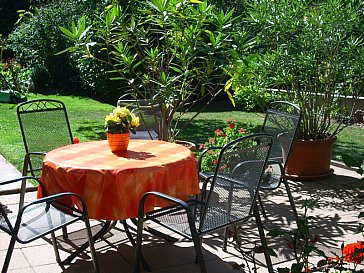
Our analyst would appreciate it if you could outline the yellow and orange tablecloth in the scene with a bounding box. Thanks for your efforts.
[40,140,200,220]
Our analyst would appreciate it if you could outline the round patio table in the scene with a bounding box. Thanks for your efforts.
[40,139,200,220]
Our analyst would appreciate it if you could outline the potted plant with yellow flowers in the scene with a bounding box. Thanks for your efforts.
[105,106,140,152]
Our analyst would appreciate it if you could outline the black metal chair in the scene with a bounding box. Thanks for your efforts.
[258,101,302,222]
[117,98,161,140]
[17,99,74,207]
[133,134,274,273]
[0,176,100,273]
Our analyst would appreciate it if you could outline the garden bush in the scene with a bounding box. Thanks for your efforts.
[6,0,114,96]
[241,0,364,139]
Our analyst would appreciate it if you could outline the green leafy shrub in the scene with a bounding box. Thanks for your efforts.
[242,0,364,140]
[6,0,106,93]
[60,0,245,140]
[0,58,31,92]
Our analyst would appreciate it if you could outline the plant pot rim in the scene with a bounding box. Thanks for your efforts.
[294,136,337,143]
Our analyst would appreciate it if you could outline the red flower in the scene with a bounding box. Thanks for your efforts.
[73,137,80,144]
[213,159,218,165]
[215,129,223,136]
[343,241,364,264]
[227,118,233,123]
[221,164,228,170]
[229,123,235,129]
[239,128,248,133]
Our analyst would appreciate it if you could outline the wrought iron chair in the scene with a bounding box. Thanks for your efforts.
[117,98,161,140]
[17,99,74,207]
[133,134,274,273]
[0,176,100,273]
[258,101,302,222]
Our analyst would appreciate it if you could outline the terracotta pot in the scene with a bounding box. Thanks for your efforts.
[284,137,336,181]
[107,132,130,152]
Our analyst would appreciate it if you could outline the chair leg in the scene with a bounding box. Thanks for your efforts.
[222,227,228,252]
[84,218,101,273]
[133,216,145,273]
[254,205,274,273]
[51,232,62,264]
[191,235,207,273]
[122,220,151,272]
[2,236,17,273]
[62,226,69,240]
[257,193,268,218]
[283,178,299,223]
[19,158,29,210]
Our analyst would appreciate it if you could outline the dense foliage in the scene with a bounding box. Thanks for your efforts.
[237,0,364,139]
[6,0,109,93]
[60,0,245,140]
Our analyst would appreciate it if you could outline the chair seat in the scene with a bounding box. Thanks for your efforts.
[146,200,241,238]
[0,203,80,243]
[130,130,158,140]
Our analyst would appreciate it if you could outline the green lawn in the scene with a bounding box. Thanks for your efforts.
[0,93,114,171]
[0,93,362,171]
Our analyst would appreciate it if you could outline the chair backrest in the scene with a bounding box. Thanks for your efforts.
[117,98,161,140]
[17,99,73,175]
[261,101,301,168]
[199,133,273,234]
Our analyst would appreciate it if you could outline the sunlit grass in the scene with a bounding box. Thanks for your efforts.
[0,94,362,171]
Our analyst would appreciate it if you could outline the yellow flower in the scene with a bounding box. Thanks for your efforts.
[131,116,140,127]
[113,106,130,118]
[105,106,139,133]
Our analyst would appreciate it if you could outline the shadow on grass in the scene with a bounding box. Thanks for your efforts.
[333,140,364,162]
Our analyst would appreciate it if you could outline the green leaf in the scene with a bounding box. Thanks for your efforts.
[59,26,76,40]
[267,229,286,237]
[316,259,327,267]
[342,154,361,168]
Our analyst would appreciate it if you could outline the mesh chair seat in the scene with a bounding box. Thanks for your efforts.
[0,202,80,243]
[0,176,100,273]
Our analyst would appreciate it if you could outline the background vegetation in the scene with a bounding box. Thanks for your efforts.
[0,94,362,172]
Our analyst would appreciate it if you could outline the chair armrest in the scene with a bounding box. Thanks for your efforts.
[197,146,222,172]
[20,192,88,216]
[0,176,39,187]
[141,191,189,210]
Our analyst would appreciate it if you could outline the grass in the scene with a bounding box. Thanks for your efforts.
[0,93,114,171]
[0,94,362,171]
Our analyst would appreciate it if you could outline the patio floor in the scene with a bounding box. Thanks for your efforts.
[1,154,363,273]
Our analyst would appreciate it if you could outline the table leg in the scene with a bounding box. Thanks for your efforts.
[121,220,151,272]
[60,220,113,266]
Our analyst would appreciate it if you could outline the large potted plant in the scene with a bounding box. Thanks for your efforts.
[59,0,244,141]
[235,0,364,180]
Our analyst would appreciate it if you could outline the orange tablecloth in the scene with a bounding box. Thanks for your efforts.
[40,140,200,220]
